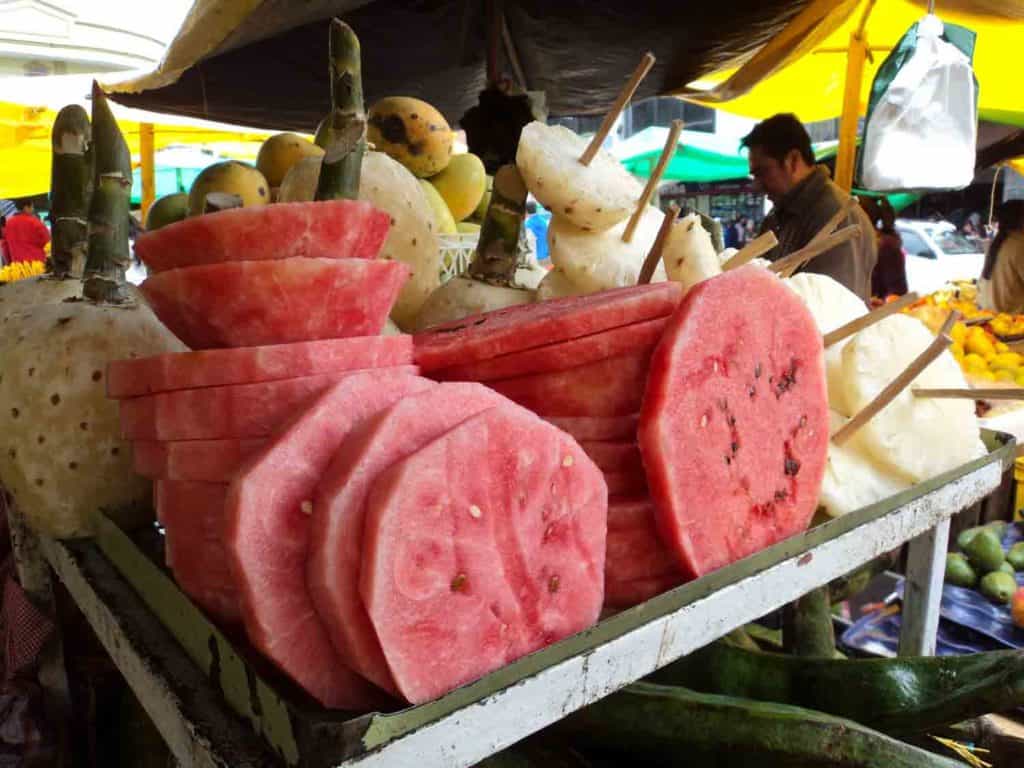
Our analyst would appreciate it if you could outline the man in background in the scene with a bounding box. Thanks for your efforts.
[742,114,877,300]
[3,199,50,264]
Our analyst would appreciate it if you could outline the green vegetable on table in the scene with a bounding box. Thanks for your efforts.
[964,528,1005,574]
[1007,541,1024,571]
[945,553,978,588]
[979,571,1016,604]
[957,521,1007,551]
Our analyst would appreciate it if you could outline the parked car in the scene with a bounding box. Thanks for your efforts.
[895,219,985,295]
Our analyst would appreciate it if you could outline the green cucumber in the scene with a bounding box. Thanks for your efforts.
[554,682,965,767]
[652,639,1024,736]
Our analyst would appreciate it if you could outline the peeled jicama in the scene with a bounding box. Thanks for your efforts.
[661,213,721,291]
[840,314,984,483]
[548,205,666,293]
[516,121,642,232]
[536,266,586,301]
[786,273,868,415]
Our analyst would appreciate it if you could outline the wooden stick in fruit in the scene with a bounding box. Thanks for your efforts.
[771,225,861,279]
[579,52,655,166]
[722,231,778,271]
[638,204,679,285]
[622,120,683,244]
[83,82,132,305]
[49,105,92,279]
[823,292,919,348]
[913,388,1024,401]
[832,311,961,446]
[315,19,366,202]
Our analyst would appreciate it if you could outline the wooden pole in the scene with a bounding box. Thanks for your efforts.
[139,122,155,223]
[834,0,877,191]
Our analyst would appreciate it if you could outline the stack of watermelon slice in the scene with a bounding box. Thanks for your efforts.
[135,200,405,348]
[414,282,688,607]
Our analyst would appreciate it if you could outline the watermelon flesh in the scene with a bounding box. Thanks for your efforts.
[486,350,653,417]
[413,282,682,372]
[360,406,607,704]
[155,480,241,624]
[604,573,683,610]
[224,372,434,708]
[544,415,639,442]
[134,439,267,482]
[141,258,409,349]
[433,317,667,382]
[308,383,507,693]
[136,200,391,273]
[639,266,829,579]
[119,367,418,440]
[603,471,647,497]
[108,336,412,398]
[578,441,643,474]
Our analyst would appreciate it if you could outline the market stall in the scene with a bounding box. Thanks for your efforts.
[3,3,1024,767]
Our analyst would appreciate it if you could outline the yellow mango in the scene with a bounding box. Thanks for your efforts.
[950,323,968,345]
[962,353,988,371]
[950,342,965,358]
[996,341,1011,353]
[991,352,1023,370]
[428,153,487,221]
[965,333,996,358]
[978,370,998,381]
[417,179,458,235]
[996,368,1017,382]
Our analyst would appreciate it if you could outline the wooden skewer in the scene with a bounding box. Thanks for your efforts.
[722,231,778,271]
[914,388,1024,401]
[810,197,858,248]
[823,292,920,348]
[580,52,656,166]
[638,204,679,285]
[832,311,961,447]
[622,119,683,244]
[767,197,858,277]
[963,316,992,327]
[771,225,861,279]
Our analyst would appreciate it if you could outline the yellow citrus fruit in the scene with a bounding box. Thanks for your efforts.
[996,341,1011,353]
[950,323,968,345]
[962,353,988,371]
[996,368,1017,382]
[950,342,965,358]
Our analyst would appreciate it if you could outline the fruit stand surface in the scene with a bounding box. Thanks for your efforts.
[10,432,1013,768]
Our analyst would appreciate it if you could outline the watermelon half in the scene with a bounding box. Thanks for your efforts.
[134,439,267,482]
[136,200,391,272]
[413,282,682,371]
[360,405,608,704]
[308,383,507,693]
[639,265,829,580]
[141,258,409,349]
[544,415,639,442]
[108,336,412,398]
[224,372,434,709]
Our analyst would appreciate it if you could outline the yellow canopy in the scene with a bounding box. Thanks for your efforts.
[680,0,1024,127]
[0,75,275,200]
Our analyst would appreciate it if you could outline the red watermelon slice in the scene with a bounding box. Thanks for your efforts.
[604,572,682,609]
[360,405,607,704]
[308,383,507,693]
[134,439,267,482]
[108,336,412,398]
[224,372,434,709]
[607,496,657,531]
[639,265,829,580]
[578,441,643,474]
[119,367,417,440]
[136,200,390,272]
[155,480,240,624]
[485,350,653,417]
[606,519,680,583]
[141,258,409,349]
[604,471,647,497]
[413,282,682,372]
[433,317,667,382]
[544,415,639,442]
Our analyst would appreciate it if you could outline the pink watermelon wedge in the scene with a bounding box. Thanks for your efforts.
[360,405,607,704]
[578,441,643,475]
[119,366,417,441]
[639,266,829,580]
[604,572,683,610]
[543,415,639,442]
[134,439,267,482]
[155,480,241,624]
[224,372,434,709]
[141,258,409,349]
[433,316,667,382]
[607,496,657,531]
[486,350,653,417]
[604,471,647,497]
[136,200,390,272]
[413,282,682,371]
[606,517,680,583]
[308,383,507,693]
[108,336,412,398]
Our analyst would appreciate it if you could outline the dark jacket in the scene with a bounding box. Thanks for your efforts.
[871,230,908,298]
[760,167,878,300]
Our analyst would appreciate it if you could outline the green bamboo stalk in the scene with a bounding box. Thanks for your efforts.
[84,82,132,304]
[49,104,92,278]
[315,19,366,201]
[467,164,528,286]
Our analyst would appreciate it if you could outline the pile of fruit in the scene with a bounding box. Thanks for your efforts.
[945,522,1024,628]
[0,260,45,283]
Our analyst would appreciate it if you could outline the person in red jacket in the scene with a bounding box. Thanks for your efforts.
[3,200,50,264]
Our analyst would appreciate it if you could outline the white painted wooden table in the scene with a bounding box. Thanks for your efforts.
[14,439,1010,768]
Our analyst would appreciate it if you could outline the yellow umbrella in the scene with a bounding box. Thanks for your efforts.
[676,0,1024,189]
[0,74,279,212]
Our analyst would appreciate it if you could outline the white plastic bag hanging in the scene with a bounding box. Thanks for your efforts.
[861,14,977,192]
